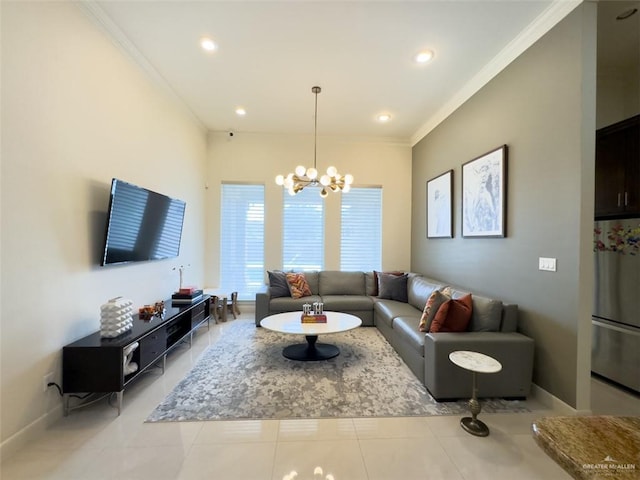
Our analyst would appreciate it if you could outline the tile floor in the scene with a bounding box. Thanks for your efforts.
[2,315,638,479]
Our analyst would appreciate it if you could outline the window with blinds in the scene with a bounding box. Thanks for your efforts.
[283,187,324,271]
[340,187,382,271]
[220,184,265,301]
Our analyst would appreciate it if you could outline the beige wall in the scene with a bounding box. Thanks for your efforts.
[1,2,207,449]
[411,4,597,409]
[205,131,412,287]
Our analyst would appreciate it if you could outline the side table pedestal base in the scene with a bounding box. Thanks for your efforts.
[460,417,490,437]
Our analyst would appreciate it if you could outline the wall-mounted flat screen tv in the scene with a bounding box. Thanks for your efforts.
[101,178,186,266]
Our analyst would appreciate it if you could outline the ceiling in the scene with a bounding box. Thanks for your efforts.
[86,1,636,143]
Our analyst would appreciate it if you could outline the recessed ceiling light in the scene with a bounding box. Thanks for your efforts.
[414,50,434,64]
[616,8,638,20]
[200,37,217,52]
[377,114,391,123]
[235,107,246,116]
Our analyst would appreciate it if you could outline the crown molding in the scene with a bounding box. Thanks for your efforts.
[410,0,583,147]
[77,1,207,131]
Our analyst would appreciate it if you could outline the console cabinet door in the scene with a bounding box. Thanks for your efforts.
[139,328,167,369]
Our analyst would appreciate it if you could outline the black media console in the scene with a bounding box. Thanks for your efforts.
[62,295,211,415]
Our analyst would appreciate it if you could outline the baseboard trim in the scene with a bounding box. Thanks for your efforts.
[0,404,63,464]
[530,383,590,415]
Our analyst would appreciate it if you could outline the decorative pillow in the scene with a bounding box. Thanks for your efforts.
[372,270,404,296]
[418,287,452,332]
[429,294,473,333]
[285,272,312,299]
[377,272,409,302]
[268,270,290,298]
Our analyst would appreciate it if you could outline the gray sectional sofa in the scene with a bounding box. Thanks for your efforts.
[255,270,534,401]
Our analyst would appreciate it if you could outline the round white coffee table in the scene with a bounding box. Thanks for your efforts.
[260,311,362,361]
[449,350,502,437]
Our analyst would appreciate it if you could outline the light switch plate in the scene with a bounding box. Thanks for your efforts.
[538,257,557,272]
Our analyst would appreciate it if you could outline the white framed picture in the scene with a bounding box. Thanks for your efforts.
[426,170,453,238]
[462,145,508,238]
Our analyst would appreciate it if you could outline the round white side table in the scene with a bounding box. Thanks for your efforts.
[449,350,502,437]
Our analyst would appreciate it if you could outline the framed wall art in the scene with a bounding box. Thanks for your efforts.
[462,145,508,238]
[426,169,453,238]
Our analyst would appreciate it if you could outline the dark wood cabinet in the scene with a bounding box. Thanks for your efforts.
[62,296,210,415]
[595,115,640,219]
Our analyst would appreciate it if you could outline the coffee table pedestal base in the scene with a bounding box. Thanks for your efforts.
[282,335,339,361]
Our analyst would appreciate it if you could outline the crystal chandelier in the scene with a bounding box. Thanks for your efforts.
[275,86,354,198]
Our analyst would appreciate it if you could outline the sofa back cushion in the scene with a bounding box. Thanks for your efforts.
[365,272,377,296]
[304,271,320,295]
[407,276,445,310]
[319,271,365,295]
[468,295,503,332]
[449,288,503,332]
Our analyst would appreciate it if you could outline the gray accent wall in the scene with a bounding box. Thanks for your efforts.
[411,4,597,409]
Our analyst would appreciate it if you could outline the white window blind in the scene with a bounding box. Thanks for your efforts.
[340,187,382,271]
[283,187,324,271]
[220,184,264,301]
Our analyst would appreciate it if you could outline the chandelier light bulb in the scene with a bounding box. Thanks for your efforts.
[306,167,318,179]
[320,188,328,198]
[288,187,296,196]
[295,165,306,177]
[284,176,294,188]
[275,174,284,186]
[320,175,331,186]
[344,174,354,185]
[342,184,351,193]
[326,166,338,177]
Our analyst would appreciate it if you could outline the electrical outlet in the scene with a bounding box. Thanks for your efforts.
[43,372,54,393]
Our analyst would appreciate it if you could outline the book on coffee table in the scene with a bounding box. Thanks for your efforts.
[301,314,327,323]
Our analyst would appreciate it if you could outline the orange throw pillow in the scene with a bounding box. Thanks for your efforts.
[429,294,473,333]
[285,272,312,299]
[418,287,452,332]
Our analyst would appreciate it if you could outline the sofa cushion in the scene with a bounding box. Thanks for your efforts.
[270,295,322,312]
[286,272,312,299]
[365,272,377,296]
[407,276,445,311]
[377,273,408,302]
[322,295,373,311]
[468,296,503,332]
[268,270,290,298]
[373,299,420,327]
[419,287,452,332]
[319,271,365,295]
[392,317,425,356]
[430,294,473,332]
[304,271,320,295]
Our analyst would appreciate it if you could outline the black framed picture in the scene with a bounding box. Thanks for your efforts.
[426,169,453,238]
[462,145,508,238]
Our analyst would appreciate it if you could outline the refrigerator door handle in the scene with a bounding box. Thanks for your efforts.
[593,319,640,337]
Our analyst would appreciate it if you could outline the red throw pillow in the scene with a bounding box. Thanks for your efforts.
[429,294,473,333]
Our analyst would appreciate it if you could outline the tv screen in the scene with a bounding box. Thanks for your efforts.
[101,178,186,266]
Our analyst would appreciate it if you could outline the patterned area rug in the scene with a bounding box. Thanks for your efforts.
[146,319,529,422]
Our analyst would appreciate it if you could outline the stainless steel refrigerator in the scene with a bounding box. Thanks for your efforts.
[592,219,640,393]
